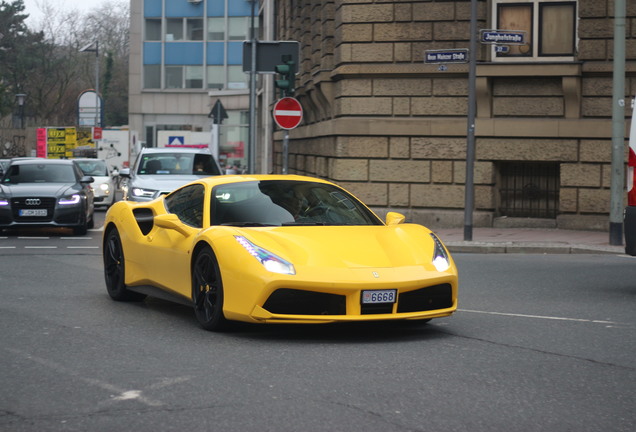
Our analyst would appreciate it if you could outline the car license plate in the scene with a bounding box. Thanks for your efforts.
[362,289,397,304]
[19,209,47,217]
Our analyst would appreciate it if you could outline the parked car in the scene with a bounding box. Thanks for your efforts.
[119,147,222,202]
[0,158,95,235]
[0,159,10,176]
[74,158,116,208]
[103,174,458,331]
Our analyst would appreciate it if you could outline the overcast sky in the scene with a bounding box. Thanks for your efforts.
[22,0,105,25]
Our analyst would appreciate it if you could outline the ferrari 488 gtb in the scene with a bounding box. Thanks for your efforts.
[103,175,458,331]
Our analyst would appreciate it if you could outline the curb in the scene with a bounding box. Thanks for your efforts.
[445,242,624,255]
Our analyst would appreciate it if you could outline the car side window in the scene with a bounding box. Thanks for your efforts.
[164,184,205,228]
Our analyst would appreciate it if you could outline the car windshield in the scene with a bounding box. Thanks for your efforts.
[2,163,76,184]
[76,160,109,176]
[137,153,220,176]
[212,180,382,226]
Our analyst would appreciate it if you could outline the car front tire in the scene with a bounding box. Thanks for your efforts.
[104,227,146,302]
[192,246,228,331]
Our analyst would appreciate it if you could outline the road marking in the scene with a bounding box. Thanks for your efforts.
[18,237,50,240]
[67,246,100,249]
[6,347,164,407]
[459,309,621,325]
[0,246,16,249]
[62,237,93,240]
[25,246,57,249]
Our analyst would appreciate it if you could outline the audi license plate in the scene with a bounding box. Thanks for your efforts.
[19,209,47,217]
[362,289,397,304]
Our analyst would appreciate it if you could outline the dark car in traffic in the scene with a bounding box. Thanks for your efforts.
[0,158,95,235]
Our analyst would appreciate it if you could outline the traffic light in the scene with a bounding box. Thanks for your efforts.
[275,56,295,97]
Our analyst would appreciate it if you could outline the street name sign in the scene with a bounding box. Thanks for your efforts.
[480,29,526,45]
[425,49,469,64]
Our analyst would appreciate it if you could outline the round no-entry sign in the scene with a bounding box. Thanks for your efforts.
[273,97,303,130]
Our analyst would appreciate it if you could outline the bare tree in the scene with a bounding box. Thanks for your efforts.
[2,0,130,127]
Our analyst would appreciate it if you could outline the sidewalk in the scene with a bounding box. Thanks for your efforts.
[434,227,625,255]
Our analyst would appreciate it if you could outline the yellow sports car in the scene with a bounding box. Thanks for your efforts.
[103,175,458,331]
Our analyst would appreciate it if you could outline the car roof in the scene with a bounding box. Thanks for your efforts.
[196,174,334,188]
[140,147,212,155]
[10,158,75,165]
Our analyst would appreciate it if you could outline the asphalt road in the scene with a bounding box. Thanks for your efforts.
[0,213,635,432]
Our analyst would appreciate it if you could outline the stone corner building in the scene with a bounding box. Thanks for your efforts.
[272,0,636,231]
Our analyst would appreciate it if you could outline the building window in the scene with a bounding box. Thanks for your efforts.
[165,66,203,89]
[498,162,560,218]
[144,65,161,88]
[207,17,225,40]
[493,0,576,61]
[166,18,203,41]
[207,66,224,89]
[186,18,204,41]
[228,66,248,89]
[145,19,161,41]
[228,17,250,40]
[185,66,203,88]
[165,66,183,88]
[166,18,183,41]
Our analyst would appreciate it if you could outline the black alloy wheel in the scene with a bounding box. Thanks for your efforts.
[103,227,146,301]
[192,247,228,331]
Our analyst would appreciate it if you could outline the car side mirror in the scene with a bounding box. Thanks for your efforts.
[119,168,131,178]
[80,176,94,184]
[153,213,190,236]
[385,211,405,226]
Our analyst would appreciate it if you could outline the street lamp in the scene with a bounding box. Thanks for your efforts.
[15,93,26,129]
[79,40,100,128]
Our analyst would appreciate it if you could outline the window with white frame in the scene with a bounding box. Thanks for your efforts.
[492,0,577,61]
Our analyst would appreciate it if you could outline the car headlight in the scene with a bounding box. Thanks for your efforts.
[235,235,296,275]
[131,187,156,199]
[99,183,110,192]
[0,198,9,206]
[430,233,451,272]
[59,194,81,205]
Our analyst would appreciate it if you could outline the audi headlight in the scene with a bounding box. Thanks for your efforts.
[235,236,295,275]
[131,187,156,199]
[430,233,451,272]
[59,194,81,205]
[0,196,8,206]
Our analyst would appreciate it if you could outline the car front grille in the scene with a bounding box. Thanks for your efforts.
[262,283,454,317]
[263,289,346,315]
[11,197,57,222]
[397,284,453,313]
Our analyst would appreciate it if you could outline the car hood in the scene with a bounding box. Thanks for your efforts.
[228,224,438,269]
[131,175,202,192]
[0,183,77,197]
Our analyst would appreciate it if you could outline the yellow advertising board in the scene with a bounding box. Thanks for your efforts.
[46,127,77,158]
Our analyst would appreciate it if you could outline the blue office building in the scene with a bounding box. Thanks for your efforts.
[129,0,266,172]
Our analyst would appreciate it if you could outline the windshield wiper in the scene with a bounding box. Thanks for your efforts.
[220,222,277,227]
[282,221,328,226]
